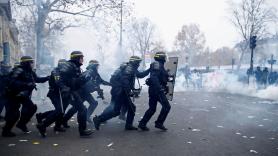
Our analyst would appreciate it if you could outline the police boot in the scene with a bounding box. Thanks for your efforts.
[138,123,150,131]
[62,122,70,128]
[16,124,31,133]
[79,129,94,138]
[87,117,93,124]
[155,124,168,131]
[93,116,101,130]
[2,129,16,137]
[118,115,126,121]
[125,125,138,131]
[0,115,4,122]
[36,124,46,138]
[54,126,66,132]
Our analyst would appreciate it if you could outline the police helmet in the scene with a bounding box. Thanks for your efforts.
[70,51,84,61]
[86,60,99,70]
[154,51,167,62]
[129,56,142,67]
[14,62,20,68]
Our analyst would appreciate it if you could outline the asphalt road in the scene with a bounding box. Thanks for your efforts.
[0,91,278,156]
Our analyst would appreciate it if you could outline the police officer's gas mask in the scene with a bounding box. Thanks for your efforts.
[154,52,167,64]
[70,51,84,66]
[20,56,35,71]
[130,61,141,69]
[87,60,99,71]
[129,56,142,70]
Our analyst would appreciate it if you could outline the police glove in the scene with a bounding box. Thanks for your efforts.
[97,89,105,100]
[164,86,169,94]
[133,88,141,98]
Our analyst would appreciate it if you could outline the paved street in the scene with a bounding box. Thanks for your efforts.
[0,91,278,156]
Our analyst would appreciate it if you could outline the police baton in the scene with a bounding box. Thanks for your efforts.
[58,89,64,113]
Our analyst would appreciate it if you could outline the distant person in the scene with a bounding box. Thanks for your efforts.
[275,72,278,86]
[191,69,200,89]
[197,70,203,89]
[268,71,277,85]
[254,66,262,88]
[261,67,269,88]
[183,65,191,88]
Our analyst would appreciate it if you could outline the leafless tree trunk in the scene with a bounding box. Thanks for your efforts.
[228,0,277,70]
[174,23,206,65]
[127,18,159,68]
[12,0,123,67]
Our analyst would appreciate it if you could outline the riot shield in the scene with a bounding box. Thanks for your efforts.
[165,57,179,101]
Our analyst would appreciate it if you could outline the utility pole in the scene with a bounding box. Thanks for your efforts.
[247,36,257,84]
[119,0,123,49]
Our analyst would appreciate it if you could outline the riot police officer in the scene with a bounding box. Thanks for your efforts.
[93,56,149,130]
[0,62,10,120]
[62,60,111,126]
[41,51,93,137]
[36,59,69,137]
[138,52,171,131]
[2,56,49,137]
[0,62,21,121]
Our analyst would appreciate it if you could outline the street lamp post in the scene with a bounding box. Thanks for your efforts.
[119,0,123,49]
[247,36,257,84]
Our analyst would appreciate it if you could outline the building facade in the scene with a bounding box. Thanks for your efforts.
[0,0,20,67]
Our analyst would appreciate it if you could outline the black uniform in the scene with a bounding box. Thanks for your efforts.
[139,60,171,131]
[254,67,262,85]
[63,67,111,124]
[262,67,269,87]
[58,60,93,135]
[93,62,149,130]
[2,65,48,136]
[0,69,9,118]
[36,66,70,134]
[0,64,11,119]
[101,65,148,121]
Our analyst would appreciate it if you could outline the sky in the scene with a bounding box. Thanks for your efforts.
[133,0,278,51]
[63,0,278,59]
[134,0,236,50]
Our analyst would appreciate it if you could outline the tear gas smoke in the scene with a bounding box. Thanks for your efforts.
[175,70,278,101]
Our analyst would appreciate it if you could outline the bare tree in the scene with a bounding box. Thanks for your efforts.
[174,23,206,65]
[127,18,162,68]
[228,0,277,70]
[12,0,124,67]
